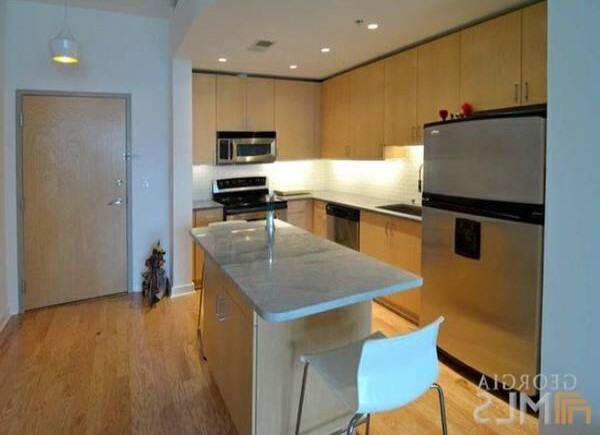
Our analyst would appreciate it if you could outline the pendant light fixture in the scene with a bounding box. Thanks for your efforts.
[49,0,80,64]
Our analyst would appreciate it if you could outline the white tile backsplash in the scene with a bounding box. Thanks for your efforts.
[192,146,424,204]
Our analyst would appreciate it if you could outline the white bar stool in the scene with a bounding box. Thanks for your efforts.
[295,316,447,435]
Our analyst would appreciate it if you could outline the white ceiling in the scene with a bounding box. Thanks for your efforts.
[19,0,177,18]
[179,0,532,79]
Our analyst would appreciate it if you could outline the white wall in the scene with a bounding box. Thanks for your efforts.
[541,0,600,433]
[2,0,171,312]
[171,58,194,295]
[0,0,9,329]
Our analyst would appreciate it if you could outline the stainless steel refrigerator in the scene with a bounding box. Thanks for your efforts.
[421,109,545,395]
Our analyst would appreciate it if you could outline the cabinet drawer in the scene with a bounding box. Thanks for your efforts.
[194,208,224,227]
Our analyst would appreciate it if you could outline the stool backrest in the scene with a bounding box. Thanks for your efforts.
[356,316,444,414]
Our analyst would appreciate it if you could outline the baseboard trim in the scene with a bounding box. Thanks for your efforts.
[0,309,10,334]
[171,282,196,298]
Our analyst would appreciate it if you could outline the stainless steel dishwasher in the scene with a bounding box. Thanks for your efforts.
[326,203,360,251]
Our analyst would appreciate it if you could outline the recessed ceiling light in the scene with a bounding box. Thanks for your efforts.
[289,64,298,70]
[367,23,379,30]
[321,47,331,53]
[218,57,227,63]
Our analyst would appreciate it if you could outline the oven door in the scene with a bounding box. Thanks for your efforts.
[232,138,276,164]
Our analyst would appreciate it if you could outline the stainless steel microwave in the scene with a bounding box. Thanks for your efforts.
[216,131,277,165]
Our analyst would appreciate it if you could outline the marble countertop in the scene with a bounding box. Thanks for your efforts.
[190,220,422,322]
[278,190,423,222]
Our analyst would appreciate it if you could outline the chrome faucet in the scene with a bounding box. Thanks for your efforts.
[418,164,424,193]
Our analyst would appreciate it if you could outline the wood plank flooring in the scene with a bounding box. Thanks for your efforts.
[0,292,538,434]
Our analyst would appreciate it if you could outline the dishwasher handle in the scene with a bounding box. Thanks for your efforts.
[326,203,360,222]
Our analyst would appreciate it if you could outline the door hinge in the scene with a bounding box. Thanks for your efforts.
[19,112,24,127]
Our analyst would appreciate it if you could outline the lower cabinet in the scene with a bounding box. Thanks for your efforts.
[193,208,224,288]
[360,210,422,323]
[312,200,327,237]
[282,199,314,232]
[202,257,254,435]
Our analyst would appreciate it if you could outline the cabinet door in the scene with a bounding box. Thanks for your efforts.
[219,279,254,435]
[522,1,547,105]
[350,61,385,159]
[192,73,217,164]
[359,211,389,262]
[386,217,422,323]
[460,11,522,110]
[321,73,351,159]
[417,34,460,137]
[246,77,274,130]
[313,200,327,237]
[275,80,318,160]
[283,199,314,232]
[216,75,246,131]
[384,49,418,146]
[202,258,223,366]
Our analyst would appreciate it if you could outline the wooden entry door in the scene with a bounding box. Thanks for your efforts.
[21,95,128,310]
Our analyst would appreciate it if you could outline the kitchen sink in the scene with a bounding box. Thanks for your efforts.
[376,203,422,217]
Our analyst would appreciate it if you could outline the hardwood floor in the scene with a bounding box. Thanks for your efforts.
[0,292,538,434]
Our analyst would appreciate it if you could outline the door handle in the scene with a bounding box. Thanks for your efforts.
[108,197,124,206]
[513,83,520,103]
[524,82,529,102]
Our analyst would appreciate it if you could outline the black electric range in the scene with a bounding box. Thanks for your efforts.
[212,177,287,220]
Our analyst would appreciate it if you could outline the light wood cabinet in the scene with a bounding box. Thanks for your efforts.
[321,73,351,158]
[522,1,547,105]
[384,49,418,146]
[246,77,274,130]
[193,208,223,288]
[275,80,320,160]
[417,34,460,137]
[312,200,327,237]
[360,210,422,323]
[202,258,254,435]
[350,61,385,158]
[283,199,314,231]
[216,75,247,131]
[192,73,216,164]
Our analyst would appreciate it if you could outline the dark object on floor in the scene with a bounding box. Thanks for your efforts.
[142,241,171,306]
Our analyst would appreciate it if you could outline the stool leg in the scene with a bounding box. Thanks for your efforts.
[365,414,371,435]
[346,414,363,435]
[431,383,449,435]
[295,362,310,435]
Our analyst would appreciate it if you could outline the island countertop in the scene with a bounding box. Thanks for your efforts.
[190,220,422,322]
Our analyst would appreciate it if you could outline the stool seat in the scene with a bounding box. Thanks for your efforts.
[300,332,386,411]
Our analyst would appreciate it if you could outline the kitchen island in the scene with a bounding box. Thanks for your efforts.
[190,220,422,435]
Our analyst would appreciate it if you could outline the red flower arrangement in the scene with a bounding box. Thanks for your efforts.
[461,102,474,117]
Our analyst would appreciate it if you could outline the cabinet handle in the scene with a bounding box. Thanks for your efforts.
[417,126,422,143]
[216,293,229,322]
[384,221,389,236]
[345,145,351,158]
[514,83,520,103]
[524,82,529,102]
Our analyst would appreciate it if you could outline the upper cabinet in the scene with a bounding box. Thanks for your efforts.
[522,1,547,105]
[460,10,523,111]
[417,33,460,136]
[216,75,247,131]
[384,49,418,146]
[246,77,274,131]
[460,2,547,111]
[275,80,320,160]
[350,61,385,158]
[192,73,217,165]
[321,73,351,159]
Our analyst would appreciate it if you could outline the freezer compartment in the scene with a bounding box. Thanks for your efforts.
[421,206,543,395]
[424,116,546,204]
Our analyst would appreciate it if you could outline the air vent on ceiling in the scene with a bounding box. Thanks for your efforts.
[247,40,276,52]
